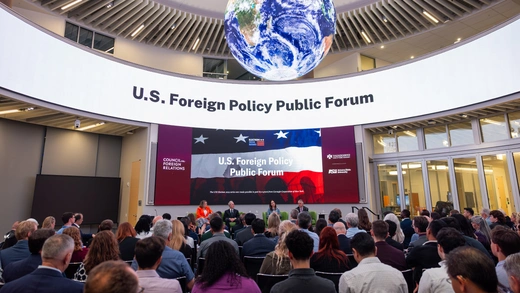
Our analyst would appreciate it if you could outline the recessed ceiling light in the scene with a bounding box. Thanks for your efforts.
[131,24,145,37]
[461,114,468,118]
[383,17,388,23]
[454,37,461,44]
[192,38,200,50]
[106,2,113,8]
[360,31,371,43]
[410,56,414,59]
[77,122,105,131]
[171,23,176,29]
[380,45,385,49]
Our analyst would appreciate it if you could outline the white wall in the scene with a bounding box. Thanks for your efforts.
[12,5,64,36]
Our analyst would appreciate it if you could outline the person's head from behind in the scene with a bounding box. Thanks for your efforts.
[153,219,173,241]
[42,216,56,229]
[318,226,340,251]
[285,230,314,263]
[315,219,328,236]
[413,216,429,233]
[350,233,376,262]
[267,212,281,232]
[451,214,475,238]
[244,213,256,226]
[400,209,411,219]
[135,236,165,270]
[290,209,299,220]
[328,210,340,224]
[63,227,83,252]
[504,253,520,293]
[162,213,172,221]
[297,212,312,229]
[436,227,465,260]
[385,220,397,238]
[446,246,498,293]
[491,226,520,259]
[116,222,137,242]
[251,218,265,234]
[345,213,359,228]
[84,260,139,293]
[84,230,120,274]
[198,241,247,288]
[29,228,55,254]
[135,215,152,234]
[333,222,347,235]
[15,220,37,241]
[61,212,74,225]
[371,220,389,241]
[209,216,224,233]
[441,217,462,232]
[427,219,447,240]
[41,234,75,272]
[98,219,114,232]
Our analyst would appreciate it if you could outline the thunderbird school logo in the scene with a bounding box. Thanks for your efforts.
[249,138,265,147]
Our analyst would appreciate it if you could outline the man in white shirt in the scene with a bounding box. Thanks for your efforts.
[418,227,465,293]
[135,236,181,293]
[345,213,367,239]
[339,233,407,293]
[491,226,520,293]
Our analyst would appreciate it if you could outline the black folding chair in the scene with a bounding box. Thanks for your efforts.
[243,256,265,281]
[64,262,82,279]
[256,273,288,293]
[401,269,414,293]
[346,254,357,269]
[315,271,343,293]
[176,276,187,293]
[197,257,205,276]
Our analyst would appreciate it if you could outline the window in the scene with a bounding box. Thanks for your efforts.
[427,160,452,212]
[482,154,515,215]
[480,115,508,142]
[64,22,114,54]
[378,164,400,214]
[360,55,375,71]
[425,126,449,149]
[448,122,473,146]
[373,133,397,154]
[508,111,520,138]
[397,130,418,152]
[203,58,227,79]
[402,162,425,216]
[453,157,483,213]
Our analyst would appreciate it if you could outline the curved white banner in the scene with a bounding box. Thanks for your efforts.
[0,7,519,130]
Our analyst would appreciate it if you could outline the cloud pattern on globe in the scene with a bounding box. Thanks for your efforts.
[225,0,336,81]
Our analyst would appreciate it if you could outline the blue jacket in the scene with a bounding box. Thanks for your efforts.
[0,240,30,269]
[0,267,84,293]
[242,234,276,257]
[2,253,42,282]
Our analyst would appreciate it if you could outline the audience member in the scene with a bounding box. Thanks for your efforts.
[418,227,466,293]
[198,217,239,259]
[463,207,474,220]
[333,222,352,254]
[371,220,406,271]
[180,217,198,247]
[168,219,192,259]
[295,199,309,213]
[481,208,492,225]
[243,219,275,257]
[384,213,405,243]
[98,219,114,232]
[430,212,441,220]
[135,214,153,239]
[1,221,20,250]
[72,213,93,244]
[115,222,139,261]
[41,216,55,229]
[231,213,246,235]
[56,212,75,234]
[235,213,256,246]
[271,230,336,293]
[84,260,139,293]
[333,208,348,228]
[162,213,172,221]
[400,209,414,248]
[267,200,281,216]
[62,227,88,262]
[315,218,328,236]
[408,216,429,251]
[490,210,508,230]
[471,216,492,251]
[135,236,181,293]
[260,220,297,275]
[0,234,84,293]
[339,233,407,293]
[345,213,367,239]
[328,210,341,226]
[289,209,299,224]
[449,210,460,216]
[297,212,319,252]
[504,252,520,293]
[441,217,492,258]
[2,229,55,282]
[446,246,498,293]
[385,220,404,251]
[452,213,475,238]
[74,230,120,281]
[357,209,372,232]
[310,226,349,272]
[223,201,240,226]
[0,220,37,268]
[200,213,232,243]
[491,226,520,293]
[193,241,260,293]
[264,212,281,238]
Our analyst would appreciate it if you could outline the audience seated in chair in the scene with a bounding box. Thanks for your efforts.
[0,220,37,269]
[62,227,88,262]
[504,252,520,293]
[169,220,192,259]
[74,230,120,282]
[445,246,498,293]
[297,212,319,252]
[310,227,349,273]
[243,219,275,257]
[333,222,352,255]
[260,220,297,275]
[235,213,257,246]
[198,217,239,260]
[491,226,520,293]
[84,260,139,293]
[345,213,367,239]
[371,220,407,271]
[115,222,139,261]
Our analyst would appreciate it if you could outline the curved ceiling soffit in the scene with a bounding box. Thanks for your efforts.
[34,0,502,56]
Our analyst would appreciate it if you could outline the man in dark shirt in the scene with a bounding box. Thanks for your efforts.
[385,220,404,251]
[1,222,20,250]
[372,220,407,271]
[270,230,336,293]
[235,213,256,246]
[400,210,414,248]
[242,219,275,257]
[333,222,352,254]
[407,216,429,252]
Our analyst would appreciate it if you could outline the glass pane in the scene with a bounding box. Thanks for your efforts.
[513,153,520,210]
[449,122,473,146]
[373,133,397,154]
[203,58,226,74]
[425,126,449,149]
[402,162,425,216]
[508,111,520,138]
[378,164,400,214]
[454,157,483,213]
[64,22,79,42]
[397,130,418,152]
[93,33,115,54]
[480,115,508,142]
[78,27,93,48]
[360,55,375,71]
[427,160,453,217]
[482,154,515,215]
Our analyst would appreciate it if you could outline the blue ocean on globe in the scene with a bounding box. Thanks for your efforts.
[225,0,336,81]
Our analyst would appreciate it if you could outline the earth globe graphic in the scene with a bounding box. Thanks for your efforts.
[224,0,336,81]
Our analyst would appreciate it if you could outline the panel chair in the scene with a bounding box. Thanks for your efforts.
[243,256,265,281]
[280,211,289,221]
[401,269,414,293]
[256,273,289,293]
[176,276,187,293]
[64,262,82,279]
[309,211,317,225]
[315,271,344,292]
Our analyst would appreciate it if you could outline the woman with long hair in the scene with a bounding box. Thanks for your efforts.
[169,219,192,259]
[135,214,152,239]
[63,227,88,262]
[192,241,260,293]
[452,214,475,238]
[267,200,280,217]
[310,227,349,273]
[259,220,297,275]
[314,219,328,237]
[115,222,139,261]
[264,212,281,238]
[74,230,120,281]
[383,213,405,243]
[471,216,492,251]
[42,216,55,229]
[358,209,372,232]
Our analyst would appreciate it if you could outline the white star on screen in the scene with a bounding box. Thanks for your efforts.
[315,129,321,137]
[274,130,289,139]
[234,133,249,143]
[194,134,208,144]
